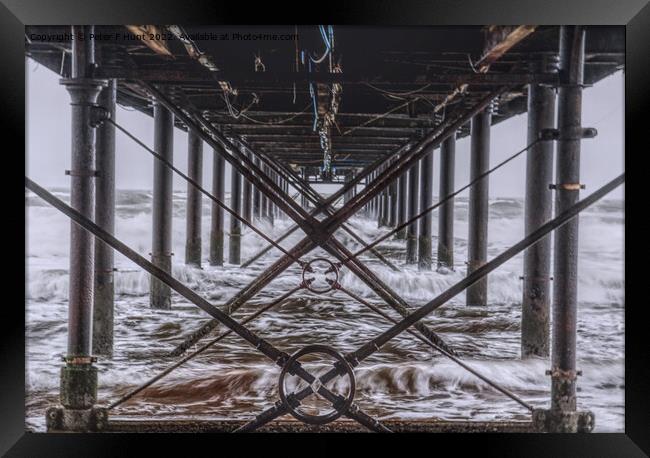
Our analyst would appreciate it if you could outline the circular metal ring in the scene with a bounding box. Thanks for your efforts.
[301,258,339,294]
[278,344,355,425]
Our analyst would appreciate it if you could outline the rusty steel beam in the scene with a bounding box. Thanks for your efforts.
[96,66,555,86]
[124,25,173,57]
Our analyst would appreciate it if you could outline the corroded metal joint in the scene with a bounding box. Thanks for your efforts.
[46,405,108,432]
[89,104,111,127]
[532,408,595,433]
[549,183,586,191]
[538,127,597,141]
[546,367,582,380]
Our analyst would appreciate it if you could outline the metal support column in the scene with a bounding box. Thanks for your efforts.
[418,149,434,270]
[47,25,107,432]
[229,163,242,264]
[209,150,225,266]
[466,110,491,306]
[300,168,308,210]
[521,56,557,358]
[540,25,593,433]
[242,150,253,222]
[343,170,353,205]
[92,78,116,357]
[405,162,419,264]
[150,103,174,310]
[266,165,275,226]
[388,175,398,227]
[380,168,389,227]
[185,129,203,267]
[437,133,456,270]
[395,169,408,239]
[252,157,261,219]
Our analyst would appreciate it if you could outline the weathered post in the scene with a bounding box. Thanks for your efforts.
[418,149,434,270]
[185,129,203,267]
[380,165,390,227]
[437,133,456,270]
[150,102,174,310]
[466,109,491,306]
[533,26,594,433]
[209,150,225,266]
[300,168,308,210]
[266,166,275,226]
[229,163,242,264]
[242,149,252,222]
[343,170,353,205]
[92,77,116,357]
[405,162,419,264]
[47,25,108,432]
[388,175,398,227]
[395,169,408,239]
[521,55,557,358]
[252,157,261,218]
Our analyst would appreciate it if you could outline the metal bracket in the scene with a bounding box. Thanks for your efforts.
[538,127,597,141]
[61,355,97,364]
[519,275,554,281]
[549,183,586,191]
[545,368,583,380]
[89,104,111,128]
[65,169,100,178]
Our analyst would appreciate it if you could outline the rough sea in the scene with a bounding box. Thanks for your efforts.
[25,189,624,432]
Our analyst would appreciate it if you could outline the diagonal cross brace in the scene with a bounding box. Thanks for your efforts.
[236,141,401,271]
[26,177,389,431]
[239,142,414,267]
[168,90,503,357]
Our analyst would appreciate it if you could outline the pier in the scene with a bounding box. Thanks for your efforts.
[25,24,624,433]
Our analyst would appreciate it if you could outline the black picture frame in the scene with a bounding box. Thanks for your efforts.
[3,0,645,455]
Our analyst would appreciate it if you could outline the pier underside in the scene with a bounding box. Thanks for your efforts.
[25,24,624,433]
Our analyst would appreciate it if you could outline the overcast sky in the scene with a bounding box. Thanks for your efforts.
[26,57,624,199]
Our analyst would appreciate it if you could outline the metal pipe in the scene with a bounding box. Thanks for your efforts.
[418,149,434,270]
[405,162,419,264]
[150,102,174,310]
[521,57,557,358]
[550,25,585,427]
[209,149,225,266]
[185,129,203,267]
[229,163,242,264]
[437,133,456,270]
[92,78,116,357]
[466,110,491,306]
